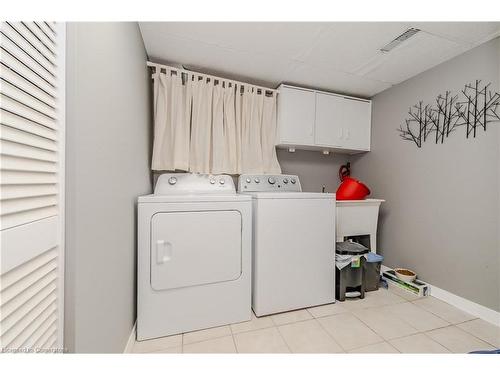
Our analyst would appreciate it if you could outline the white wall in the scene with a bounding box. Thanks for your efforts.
[65,22,152,352]
[352,38,500,311]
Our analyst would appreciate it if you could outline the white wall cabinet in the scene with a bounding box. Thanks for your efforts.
[315,92,344,148]
[277,86,316,146]
[277,84,371,153]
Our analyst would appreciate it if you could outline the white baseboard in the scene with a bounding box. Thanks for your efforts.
[430,285,500,327]
[123,321,137,353]
[381,265,500,327]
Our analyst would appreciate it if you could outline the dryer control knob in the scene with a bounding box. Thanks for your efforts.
[254,178,260,183]
[291,178,296,184]
[268,177,276,184]
[209,178,216,184]
[168,177,177,185]
[246,178,251,183]
[219,179,225,185]
[283,178,289,184]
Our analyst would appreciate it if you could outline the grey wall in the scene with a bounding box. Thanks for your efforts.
[277,149,349,193]
[65,22,152,352]
[352,38,500,311]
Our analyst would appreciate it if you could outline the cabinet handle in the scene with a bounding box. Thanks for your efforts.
[339,128,344,140]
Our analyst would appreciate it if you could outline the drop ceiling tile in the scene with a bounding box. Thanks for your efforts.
[145,33,294,87]
[140,22,328,60]
[298,22,412,73]
[283,61,391,97]
[415,22,500,45]
[363,31,467,84]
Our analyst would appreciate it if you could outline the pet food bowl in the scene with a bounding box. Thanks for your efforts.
[394,268,417,283]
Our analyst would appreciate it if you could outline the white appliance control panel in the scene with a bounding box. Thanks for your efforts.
[238,174,302,192]
[155,173,236,195]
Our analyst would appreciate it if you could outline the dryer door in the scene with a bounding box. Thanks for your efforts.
[150,210,242,291]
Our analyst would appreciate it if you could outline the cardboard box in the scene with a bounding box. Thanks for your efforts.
[382,269,430,297]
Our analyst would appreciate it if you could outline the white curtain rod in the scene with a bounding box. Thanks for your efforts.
[147,61,279,94]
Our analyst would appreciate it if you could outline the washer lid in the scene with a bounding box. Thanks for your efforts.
[240,192,335,200]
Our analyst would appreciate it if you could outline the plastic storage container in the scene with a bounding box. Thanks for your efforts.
[364,252,384,292]
[335,242,369,301]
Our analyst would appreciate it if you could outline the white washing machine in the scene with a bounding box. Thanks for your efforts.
[137,173,252,340]
[238,174,336,317]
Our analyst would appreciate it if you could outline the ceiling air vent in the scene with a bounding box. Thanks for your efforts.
[380,28,420,53]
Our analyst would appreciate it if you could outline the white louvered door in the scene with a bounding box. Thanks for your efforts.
[1,22,65,353]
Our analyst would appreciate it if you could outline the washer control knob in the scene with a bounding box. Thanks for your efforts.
[254,178,260,183]
[283,178,289,184]
[291,178,296,184]
[219,179,225,185]
[209,178,216,184]
[168,177,177,185]
[246,178,251,183]
[268,177,276,185]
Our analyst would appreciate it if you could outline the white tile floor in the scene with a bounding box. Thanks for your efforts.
[132,287,499,354]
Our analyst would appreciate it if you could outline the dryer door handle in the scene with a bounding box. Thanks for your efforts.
[156,240,172,264]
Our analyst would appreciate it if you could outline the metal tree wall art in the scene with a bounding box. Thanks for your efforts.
[398,80,500,148]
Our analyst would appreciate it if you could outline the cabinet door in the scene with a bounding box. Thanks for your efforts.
[277,86,315,146]
[341,98,371,151]
[314,92,344,148]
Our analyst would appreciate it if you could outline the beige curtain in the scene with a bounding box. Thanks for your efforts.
[190,77,213,173]
[241,87,264,173]
[151,70,281,175]
[152,70,191,171]
[212,82,239,174]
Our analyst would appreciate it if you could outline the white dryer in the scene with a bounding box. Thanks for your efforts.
[137,173,252,340]
[238,174,336,317]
